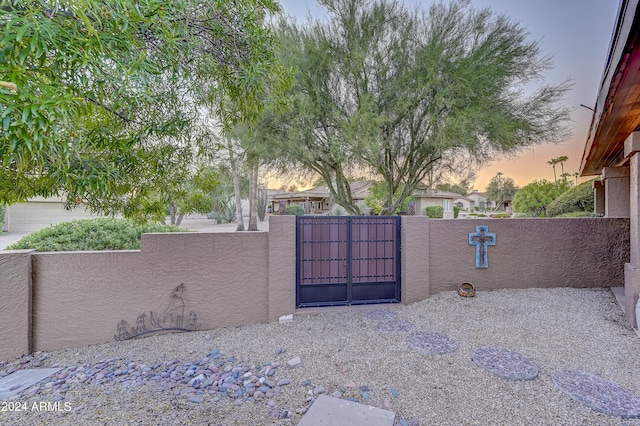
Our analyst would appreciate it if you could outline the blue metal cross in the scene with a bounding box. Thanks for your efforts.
[468,225,496,268]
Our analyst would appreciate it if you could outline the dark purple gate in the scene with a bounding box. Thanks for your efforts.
[296,216,401,307]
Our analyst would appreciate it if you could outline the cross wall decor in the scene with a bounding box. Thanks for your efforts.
[468,225,496,268]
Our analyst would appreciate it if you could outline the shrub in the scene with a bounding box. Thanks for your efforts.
[425,205,444,218]
[555,211,603,218]
[467,213,487,217]
[453,205,460,218]
[489,213,512,218]
[546,179,595,217]
[286,205,306,216]
[6,218,185,252]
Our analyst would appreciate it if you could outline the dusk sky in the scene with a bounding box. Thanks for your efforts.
[277,0,619,190]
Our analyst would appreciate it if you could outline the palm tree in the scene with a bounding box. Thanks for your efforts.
[557,155,569,178]
[547,158,559,182]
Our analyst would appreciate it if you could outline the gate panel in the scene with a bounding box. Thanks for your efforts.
[296,216,401,307]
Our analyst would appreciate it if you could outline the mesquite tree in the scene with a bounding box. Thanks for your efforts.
[274,0,570,214]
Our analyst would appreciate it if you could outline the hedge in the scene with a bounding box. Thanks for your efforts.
[546,179,595,217]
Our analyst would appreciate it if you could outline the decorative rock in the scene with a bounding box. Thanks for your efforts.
[376,320,416,333]
[472,347,539,380]
[313,385,326,395]
[277,379,291,386]
[407,331,457,355]
[391,388,399,398]
[188,395,204,404]
[279,314,294,324]
[552,370,640,418]
[286,357,301,368]
[364,310,399,321]
[331,391,342,398]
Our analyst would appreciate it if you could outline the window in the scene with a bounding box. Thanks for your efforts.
[443,199,453,211]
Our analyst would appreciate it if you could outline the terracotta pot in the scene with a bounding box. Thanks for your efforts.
[457,281,476,298]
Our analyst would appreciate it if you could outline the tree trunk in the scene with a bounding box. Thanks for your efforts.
[175,213,184,226]
[227,136,245,231]
[248,160,259,231]
[169,201,177,225]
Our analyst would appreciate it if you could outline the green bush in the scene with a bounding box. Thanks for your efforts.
[467,213,487,217]
[6,218,185,252]
[453,205,460,218]
[425,205,444,218]
[546,179,595,217]
[286,205,306,216]
[490,213,512,218]
[555,211,603,218]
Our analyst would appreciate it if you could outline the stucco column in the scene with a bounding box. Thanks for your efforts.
[0,250,33,361]
[602,165,630,218]
[593,180,605,216]
[624,133,640,325]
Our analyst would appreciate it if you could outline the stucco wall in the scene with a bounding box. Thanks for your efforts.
[0,216,631,361]
[427,218,629,294]
[267,216,296,321]
[31,232,269,352]
[401,217,430,303]
[0,250,33,360]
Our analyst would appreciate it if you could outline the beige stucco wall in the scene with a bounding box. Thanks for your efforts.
[0,250,33,360]
[428,218,629,294]
[267,216,296,321]
[401,217,430,303]
[31,232,269,352]
[603,166,630,218]
[0,216,631,361]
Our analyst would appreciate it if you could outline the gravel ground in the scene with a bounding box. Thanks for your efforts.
[1,287,640,426]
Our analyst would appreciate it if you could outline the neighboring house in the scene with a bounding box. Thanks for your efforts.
[454,196,475,211]
[579,0,640,326]
[465,190,493,210]
[412,189,459,218]
[4,197,102,233]
[270,181,374,214]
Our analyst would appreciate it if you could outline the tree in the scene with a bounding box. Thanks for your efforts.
[485,172,518,208]
[436,180,472,196]
[557,155,569,177]
[547,158,559,183]
[512,179,571,216]
[1,0,287,217]
[272,0,570,215]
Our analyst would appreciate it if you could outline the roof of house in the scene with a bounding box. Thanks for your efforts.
[270,180,375,201]
[581,0,640,176]
[413,189,461,200]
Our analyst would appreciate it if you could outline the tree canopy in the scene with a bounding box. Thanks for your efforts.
[270,0,570,215]
[485,172,518,206]
[512,179,571,217]
[0,0,287,214]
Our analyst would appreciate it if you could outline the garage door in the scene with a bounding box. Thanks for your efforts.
[6,200,98,233]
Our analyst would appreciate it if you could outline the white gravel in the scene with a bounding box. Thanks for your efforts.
[2,287,640,426]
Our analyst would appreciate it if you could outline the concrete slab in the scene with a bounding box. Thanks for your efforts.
[297,394,395,426]
[0,368,61,400]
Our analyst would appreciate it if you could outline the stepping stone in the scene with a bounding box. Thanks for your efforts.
[364,310,398,321]
[552,370,640,418]
[0,368,62,400]
[472,347,539,380]
[407,331,457,355]
[376,320,415,333]
[298,394,395,426]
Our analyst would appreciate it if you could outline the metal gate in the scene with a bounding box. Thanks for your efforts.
[296,216,401,307]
